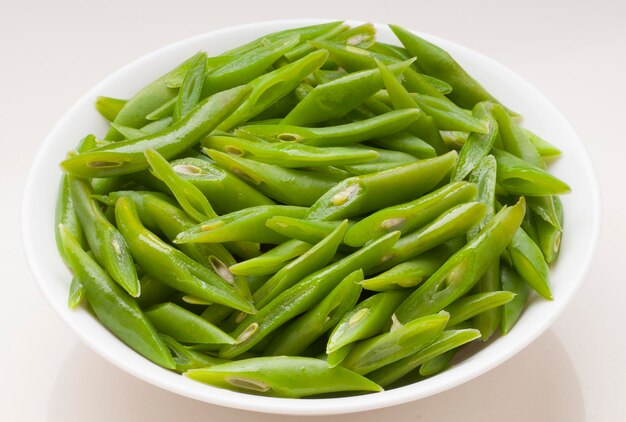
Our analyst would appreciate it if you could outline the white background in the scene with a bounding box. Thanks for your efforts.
[2,0,625,420]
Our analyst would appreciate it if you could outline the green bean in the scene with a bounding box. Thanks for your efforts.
[419,349,455,376]
[395,198,525,323]
[367,131,437,159]
[509,227,552,300]
[409,92,487,133]
[95,96,127,122]
[265,269,363,356]
[236,109,420,147]
[145,302,235,344]
[500,263,531,335]
[145,97,176,120]
[523,128,562,158]
[169,157,275,213]
[327,290,408,354]
[61,86,251,177]
[341,311,449,375]
[202,135,379,168]
[175,205,307,244]
[451,102,499,182]
[492,148,570,196]
[360,248,450,291]
[220,230,400,359]
[252,221,348,310]
[370,202,488,272]
[281,59,414,126]
[59,225,175,369]
[202,36,299,97]
[173,52,207,122]
[115,196,254,313]
[342,146,417,175]
[221,21,344,57]
[265,216,344,244]
[376,56,449,154]
[217,50,329,131]
[206,149,345,206]
[144,148,216,222]
[446,291,515,327]
[67,275,85,309]
[536,196,563,263]
[185,356,382,397]
[345,181,478,246]
[307,151,458,221]
[162,335,228,373]
[69,176,140,297]
[389,24,508,111]
[368,329,480,387]
[229,239,312,276]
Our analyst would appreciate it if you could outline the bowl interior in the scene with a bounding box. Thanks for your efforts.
[22,19,600,415]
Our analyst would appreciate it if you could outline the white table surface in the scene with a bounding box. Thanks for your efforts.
[3,0,624,420]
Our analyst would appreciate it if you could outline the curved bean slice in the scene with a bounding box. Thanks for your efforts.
[500,263,531,335]
[445,291,515,327]
[265,216,344,244]
[509,227,552,300]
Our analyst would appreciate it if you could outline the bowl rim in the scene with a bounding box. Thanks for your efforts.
[22,18,601,415]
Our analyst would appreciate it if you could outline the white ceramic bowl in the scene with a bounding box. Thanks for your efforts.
[22,19,600,415]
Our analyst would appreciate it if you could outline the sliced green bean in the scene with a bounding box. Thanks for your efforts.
[95,96,127,122]
[345,180,477,246]
[252,221,348,310]
[173,52,207,122]
[395,198,526,323]
[175,205,307,244]
[59,225,175,369]
[367,131,437,159]
[62,86,251,178]
[69,176,140,297]
[237,109,421,147]
[492,148,570,196]
[145,302,235,344]
[169,157,275,213]
[217,49,329,131]
[341,311,449,375]
[265,269,363,356]
[509,227,552,300]
[536,196,563,263]
[202,36,299,97]
[229,239,312,276]
[327,290,408,354]
[368,329,480,387]
[281,59,414,126]
[307,151,458,221]
[220,231,400,359]
[500,263,531,335]
[372,201,488,272]
[115,197,254,313]
[202,135,379,168]
[185,356,382,397]
[265,216,344,244]
[360,248,449,291]
[206,149,345,206]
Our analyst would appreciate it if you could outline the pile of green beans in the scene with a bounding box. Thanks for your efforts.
[55,21,569,398]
